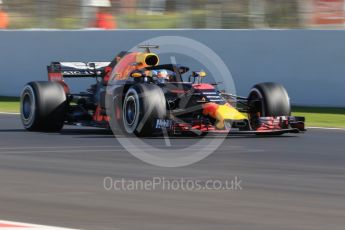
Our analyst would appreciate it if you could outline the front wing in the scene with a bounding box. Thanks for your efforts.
[154,116,305,136]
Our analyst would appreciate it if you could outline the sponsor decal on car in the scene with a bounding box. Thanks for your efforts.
[155,119,173,129]
[62,70,96,76]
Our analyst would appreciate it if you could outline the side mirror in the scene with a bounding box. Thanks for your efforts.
[192,71,207,78]
[189,71,207,83]
[178,66,189,74]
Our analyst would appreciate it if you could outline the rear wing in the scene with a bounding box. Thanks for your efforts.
[47,62,111,79]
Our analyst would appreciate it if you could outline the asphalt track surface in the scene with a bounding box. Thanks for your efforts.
[0,114,344,230]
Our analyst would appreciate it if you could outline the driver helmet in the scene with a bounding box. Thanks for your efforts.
[155,70,169,83]
[157,70,169,79]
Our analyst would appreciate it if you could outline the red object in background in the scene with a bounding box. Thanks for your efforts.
[95,12,116,29]
[0,10,9,29]
[313,0,345,25]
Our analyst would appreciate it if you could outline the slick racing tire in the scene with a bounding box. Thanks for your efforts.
[20,81,67,132]
[248,82,291,117]
[247,82,291,131]
[122,84,166,137]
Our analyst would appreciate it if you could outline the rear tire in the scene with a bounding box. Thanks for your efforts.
[20,81,67,132]
[122,84,166,137]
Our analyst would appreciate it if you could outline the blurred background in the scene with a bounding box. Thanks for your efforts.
[0,0,345,29]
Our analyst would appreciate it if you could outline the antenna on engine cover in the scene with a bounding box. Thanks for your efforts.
[138,44,159,53]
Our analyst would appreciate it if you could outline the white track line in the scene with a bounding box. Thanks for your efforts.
[307,126,345,131]
[0,220,80,230]
[0,112,20,115]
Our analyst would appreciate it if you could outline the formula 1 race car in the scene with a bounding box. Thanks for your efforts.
[20,45,305,136]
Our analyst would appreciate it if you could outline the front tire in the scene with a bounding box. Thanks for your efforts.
[122,84,166,136]
[248,82,291,130]
[248,82,291,117]
[20,81,67,132]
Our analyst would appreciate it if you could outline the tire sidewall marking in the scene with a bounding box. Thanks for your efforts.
[123,88,140,134]
[20,85,36,128]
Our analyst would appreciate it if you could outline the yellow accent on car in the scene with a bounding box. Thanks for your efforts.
[131,72,142,78]
[202,102,247,129]
[215,104,246,129]
[136,52,159,66]
[198,71,207,77]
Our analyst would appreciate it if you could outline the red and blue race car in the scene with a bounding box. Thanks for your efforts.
[20,45,305,136]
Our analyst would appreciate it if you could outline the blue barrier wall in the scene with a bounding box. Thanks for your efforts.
[0,30,344,107]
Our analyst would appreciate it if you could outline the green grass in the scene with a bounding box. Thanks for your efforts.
[0,96,20,113]
[0,96,344,128]
[292,106,345,128]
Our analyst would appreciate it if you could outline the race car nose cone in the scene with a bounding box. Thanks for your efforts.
[202,102,246,129]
